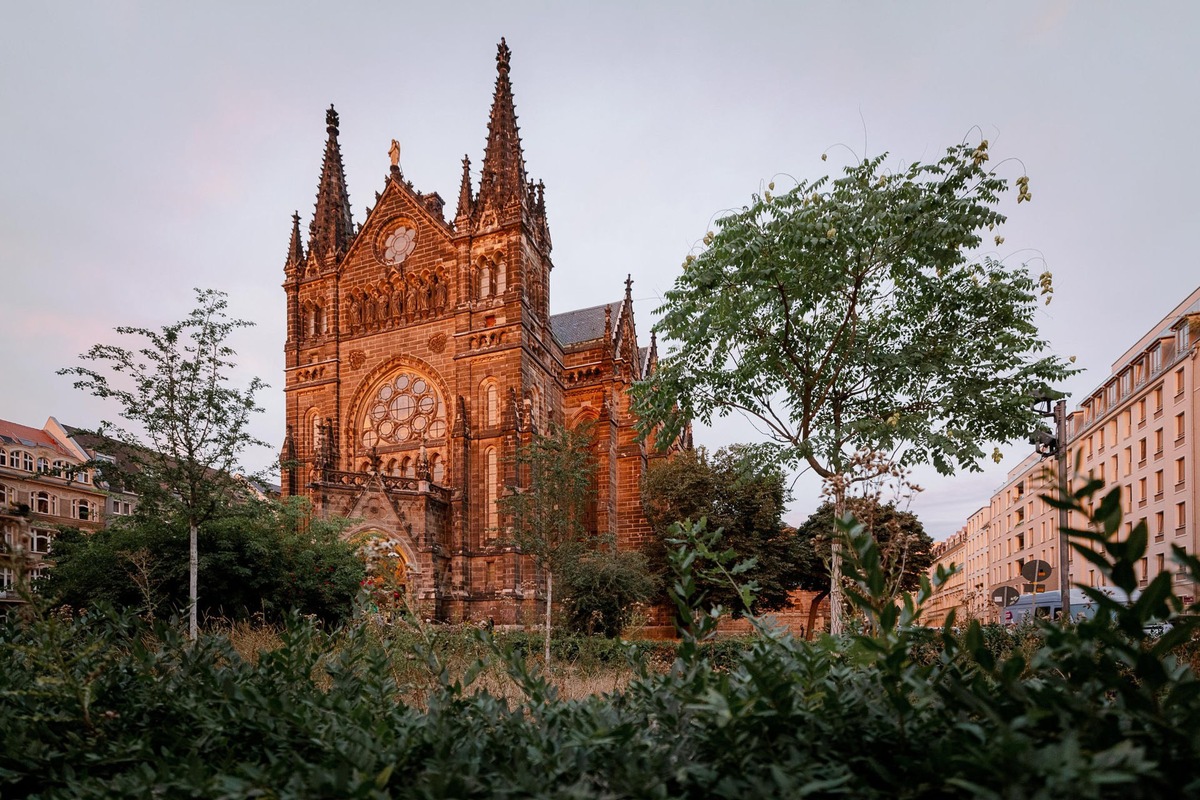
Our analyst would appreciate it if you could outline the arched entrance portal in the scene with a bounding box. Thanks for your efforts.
[354,529,416,620]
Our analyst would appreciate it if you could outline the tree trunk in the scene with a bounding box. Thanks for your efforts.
[830,492,846,635]
[189,521,199,641]
[806,588,829,641]
[544,567,553,670]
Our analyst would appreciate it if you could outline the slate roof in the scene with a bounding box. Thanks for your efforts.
[549,299,623,346]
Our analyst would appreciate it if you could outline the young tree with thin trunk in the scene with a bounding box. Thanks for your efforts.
[59,288,268,639]
[633,140,1075,632]
[499,422,595,669]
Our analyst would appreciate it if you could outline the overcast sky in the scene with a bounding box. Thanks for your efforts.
[2,2,1197,538]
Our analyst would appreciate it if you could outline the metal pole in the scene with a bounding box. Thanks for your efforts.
[1056,399,1072,624]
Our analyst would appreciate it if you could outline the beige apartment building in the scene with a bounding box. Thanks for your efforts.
[927,287,1200,625]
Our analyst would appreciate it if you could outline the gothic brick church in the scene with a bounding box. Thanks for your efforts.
[280,40,680,623]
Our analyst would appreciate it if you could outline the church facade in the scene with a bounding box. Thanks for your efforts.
[280,40,678,623]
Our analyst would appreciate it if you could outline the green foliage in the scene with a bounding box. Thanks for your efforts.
[642,445,805,614]
[499,421,596,571]
[59,288,269,638]
[43,497,364,625]
[560,549,655,637]
[4,480,1200,797]
[795,499,935,594]
[633,142,1076,479]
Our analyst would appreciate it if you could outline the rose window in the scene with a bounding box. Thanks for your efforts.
[383,226,416,266]
[361,372,447,449]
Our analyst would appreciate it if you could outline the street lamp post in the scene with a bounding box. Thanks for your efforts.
[1031,391,1071,624]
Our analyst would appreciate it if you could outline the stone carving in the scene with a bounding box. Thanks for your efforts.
[348,350,366,369]
[429,332,447,353]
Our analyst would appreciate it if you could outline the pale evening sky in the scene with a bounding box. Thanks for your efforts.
[1,2,1196,538]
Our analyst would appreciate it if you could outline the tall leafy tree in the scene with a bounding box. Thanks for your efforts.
[633,141,1074,629]
[499,422,596,666]
[642,445,805,615]
[59,288,269,639]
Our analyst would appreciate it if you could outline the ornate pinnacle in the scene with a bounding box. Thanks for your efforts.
[285,210,305,268]
[326,105,339,135]
[496,37,511,76]
[455,154,474,220]
[624,274,634,302]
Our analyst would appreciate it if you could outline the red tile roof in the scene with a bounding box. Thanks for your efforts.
[0,419,70,456]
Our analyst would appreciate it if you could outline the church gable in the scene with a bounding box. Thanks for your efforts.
[338,178,460,337]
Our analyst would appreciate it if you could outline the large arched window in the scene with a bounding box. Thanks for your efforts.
[431,453,445,484]
[486,446,499,535]
[360,371,447,449]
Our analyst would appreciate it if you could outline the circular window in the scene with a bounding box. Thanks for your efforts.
[361,370,446,447]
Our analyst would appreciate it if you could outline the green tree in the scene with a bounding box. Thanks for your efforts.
[633,141,1074,629]
[59,289,269,638]
[560,549,655,637]
[642,445,805,615]
[43,497,364,625]
[795,499,934,636]
[499,422,595,665]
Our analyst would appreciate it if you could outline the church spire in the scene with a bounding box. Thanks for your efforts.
[477,38,528,214]
[285,211,305,271]
[308,105,355,260]
[455,154,474,224]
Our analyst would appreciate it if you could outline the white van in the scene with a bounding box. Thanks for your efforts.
[1001,587,1137,625]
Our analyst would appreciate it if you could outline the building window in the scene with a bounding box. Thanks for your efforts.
[73,499,94,521]
[1176,368,1186,397]
[1155,428,1164,455]
[1123,447,1132,476]
[1155,386,1164,414]
[32,492,55,515]
[1139,437,1147,463]
[1176,458,1186,487]
[486,447,499,535]
[484,380,500,428]
[1150,346,1162,373]
[360,371,447,449]
[0,568,12,592]
[30,529,52,554]
[1120,371,1131,398]
[1176,412,1186,441]
[1155,470,1164,496]
[1177,502,1187,530]
[431,454,445,484]
[1156,511,1165,536]
[1138,477,1147,503]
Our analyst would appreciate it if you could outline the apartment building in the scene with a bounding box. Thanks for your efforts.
[0,417,106,605]
[927,286,1200,623]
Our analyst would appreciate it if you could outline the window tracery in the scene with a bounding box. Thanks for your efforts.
[360,371,448,449]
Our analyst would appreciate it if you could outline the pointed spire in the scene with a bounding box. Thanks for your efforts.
[455,154,474,222]
[624,274,634,304]
[477,38,528,213]
[285,211,305,271]
[308,105,354,261]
